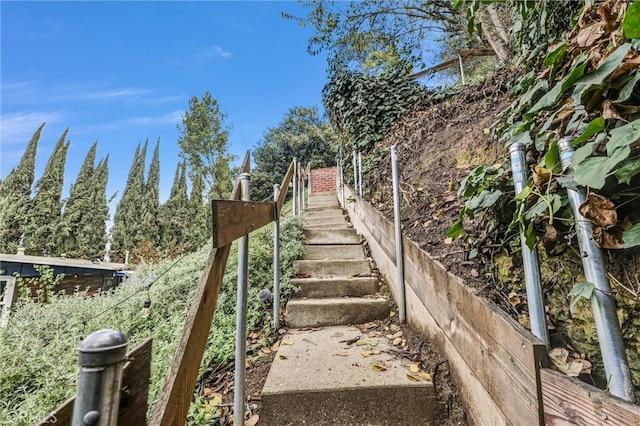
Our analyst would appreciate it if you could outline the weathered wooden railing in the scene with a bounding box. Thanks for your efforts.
[38,151,310,425]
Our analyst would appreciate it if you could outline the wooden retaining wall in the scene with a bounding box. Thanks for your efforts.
[339,183,640,425]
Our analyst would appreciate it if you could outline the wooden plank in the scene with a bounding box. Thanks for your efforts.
[276,161,295,213]
[37,338,153,426]
[118,338,153,425]
[212,200,275,247]
[541,368,640,425]
[342,183,547,425]
[151,153,249,425]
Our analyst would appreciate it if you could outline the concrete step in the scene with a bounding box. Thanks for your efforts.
[305,228,361,245]
[306,204,341,212]
[305,210,345,219]
[261,326,436,425]
[285,297,390,328]
[303,244,365,260]
[305,223,352,230]
[291,276,379,298]
[294,259,371,278]
[305,217,350,228]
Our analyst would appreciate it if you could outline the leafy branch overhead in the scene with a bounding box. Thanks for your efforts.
[453,0,640,250]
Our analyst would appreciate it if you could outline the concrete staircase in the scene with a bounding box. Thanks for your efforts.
[260,192,437,425]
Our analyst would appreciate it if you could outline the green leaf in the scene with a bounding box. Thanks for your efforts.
[571,140,600,169]
[623,1,640,39]
[572,44,631,102]
[615,157,640,184]
[447,221,464,238]
[571,117,605,147]
[467,189,503,210]
[524,220,536,250]
[623,224,640,248]
[543,42,567,67]
[527,61,588,116]
[544,140,561,173]
[614,70,640,103]
[568,282,595,314]
[607,119,640,156]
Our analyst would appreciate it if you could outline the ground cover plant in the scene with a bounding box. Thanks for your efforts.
[0,214,305,425]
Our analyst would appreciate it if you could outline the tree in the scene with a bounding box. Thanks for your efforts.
[86,155,110,260]
[139,139,161,249]
[25,129,70,255]
[159,161,190,255]
[177,92,236,200]
[185,172,209,246]
[252,106,338,200]
[285,1,513,75]
[0,123,43,253]
[110,140,148,262]
[57,142,97,257]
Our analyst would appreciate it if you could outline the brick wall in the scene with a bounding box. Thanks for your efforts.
[310,167,336,194]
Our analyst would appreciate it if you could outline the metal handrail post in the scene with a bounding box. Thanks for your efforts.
[72,329,128,426]
[358,152,363,197]
[234,173,251,420]
[273,183,281,330]
[391,145,406,323]
[292,158,297,216]
[558,137,635,402]
[509,143,549,348]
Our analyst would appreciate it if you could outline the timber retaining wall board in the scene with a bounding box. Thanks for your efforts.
[339,183,547,425]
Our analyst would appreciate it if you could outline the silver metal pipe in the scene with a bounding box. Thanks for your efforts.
[299,166,304,213]
[292,158,297,216]
[509,143,549,348]
[458,53,466,85]
[558,137,635,402]
[234,172,251,420]
[352,149,358,195]
[72,329,128,426]
[358,152,363,197]
[273,183,281,331]
[391,145,406,323]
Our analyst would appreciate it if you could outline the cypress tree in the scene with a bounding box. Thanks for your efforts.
[57,142,97,257]
[25,129,70,255]
[160,161,189,255]
[186,172,208,245]
[0,123,43,253]
[140,139,160,246]
[86,155,110,259]
[111,140,148,262]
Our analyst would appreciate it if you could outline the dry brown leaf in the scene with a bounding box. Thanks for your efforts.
[410,364,420,373]
[593,226,624,249]
[407,374,420,382]
[372,363,387,372]
[533,165,552,187]
[260,347,271,354]
[418,372,432,381]
[393,337,403,346]
[271,341,280,351]
[579,193,617,228]
[549,347,583,377]
[361,350,373,357]
[372,349,381,355]
[602,100,624,120]
[278,354,288,360]
[576,22,605,47]
[245,415,259,426]
[508,291,521,307]
[282,340,295,345]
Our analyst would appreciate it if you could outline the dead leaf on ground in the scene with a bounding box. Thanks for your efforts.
[549,347,584,377]
[410,364,420,373]
[579,193,617,228]
[372,363,388,372]
[245,414,259,426]
[508,291,521,307]
[418,372,432,381]
[393,337,403,346]
[282,340,295,345]
[361,350,373,357]
[259,347,271,354]
[335,351,348,357]
[407,374,420,382]
[278,354,287,360]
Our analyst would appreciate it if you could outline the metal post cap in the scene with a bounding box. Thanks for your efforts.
[78,329,128,367]
[239,172,250,181]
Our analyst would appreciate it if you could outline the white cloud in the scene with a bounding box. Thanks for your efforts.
[193,45,234,62]
[0,111,66,145]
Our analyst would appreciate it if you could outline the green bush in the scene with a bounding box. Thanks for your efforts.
[0,214,305,425]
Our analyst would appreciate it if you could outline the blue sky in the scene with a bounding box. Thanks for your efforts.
[1,1,330,213]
